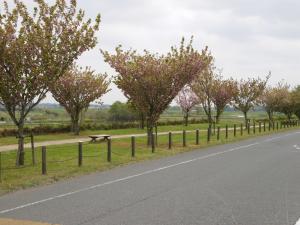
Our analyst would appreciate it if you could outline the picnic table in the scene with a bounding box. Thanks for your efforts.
[88,134,111,142]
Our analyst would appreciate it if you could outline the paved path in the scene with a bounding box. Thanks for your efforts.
[0,129,210,152]
[0,129,300,225]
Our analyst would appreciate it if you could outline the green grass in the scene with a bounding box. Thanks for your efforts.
[0,123,299,196]
[0,120,242,146]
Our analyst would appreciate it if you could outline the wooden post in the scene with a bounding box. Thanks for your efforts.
[131,136,135,157]
[107,138,111,162]
[42,146,47,175]
[151,133,155,153]
[263,121,266,132]
[276,122,279,130]
[259,122,261,133]
[196,129,199,145]
[31,133,36,165]
[78,141,82,167]
[213,122,216,135]
[217,127,220,140]
[183,130,186,147]
[234,124,236,137]
[268,122,271,131]
[225,125,228,139]
[253,121,256,134]
[168,132,172,149]
[273,121,275,130]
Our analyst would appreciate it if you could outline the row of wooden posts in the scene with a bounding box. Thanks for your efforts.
[38,120,299,175]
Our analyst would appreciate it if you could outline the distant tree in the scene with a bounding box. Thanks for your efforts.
[190,52,215,124]
[261,81,290,121]
[176,86,199,126]
[292,86,300,120]
[279,90,294,121]
[108,101,138,122]
[0,0,100,165]
[102,38,207,144]
[127,100,145,129]
[211,77,237,123]
[51,65,109,135]
[233,75,270,127]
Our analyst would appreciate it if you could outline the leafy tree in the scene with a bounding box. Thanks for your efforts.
[191,53,215,124]
[261,81,290,121]
[292,86,300,119]
[0,0,100,165]
[233,75,269,127]
[108,101,138,122]
[279,90,294,121]
[51,65,109,135]
[211,77,237,123]
[102,38,207,144]
[176,86,199,126]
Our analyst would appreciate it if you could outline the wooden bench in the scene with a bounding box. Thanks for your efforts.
[88,134,111,142]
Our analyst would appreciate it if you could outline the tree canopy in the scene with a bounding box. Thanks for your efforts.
[51,65,110,135]
[0,0,100,164]
[102,38,208,143]
[233,75,270,126]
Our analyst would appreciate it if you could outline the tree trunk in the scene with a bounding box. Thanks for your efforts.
[140,113,145,129]
[203,104,213,125]
[184,112,189,126]
[16,122,25,166]
[267,110,273,122]
[208,113,213,125]
[216,109,222,124]
[243,111,248,128]
[146,119,154,146]
[71,113,80,135]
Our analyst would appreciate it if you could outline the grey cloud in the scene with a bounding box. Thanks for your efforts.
[13,0,300,103]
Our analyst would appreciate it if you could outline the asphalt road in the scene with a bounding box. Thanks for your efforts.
[1,130,300,225]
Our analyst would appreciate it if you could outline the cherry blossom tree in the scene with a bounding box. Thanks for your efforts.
[233,75,270,127]
[190,53,215,124]
[102,38,208,145]
[176,86,199,126]
[291,86,300,120]
[211,77,237,123]
[0,0,100,165]
[278,89,294,121]
[261,81,290,121]
[51,65,110,135]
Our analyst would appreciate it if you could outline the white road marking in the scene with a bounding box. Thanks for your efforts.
[0,131,299,215]
[295,217,300,225]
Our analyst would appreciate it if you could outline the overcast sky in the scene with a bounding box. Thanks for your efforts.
[26,0,300,104]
